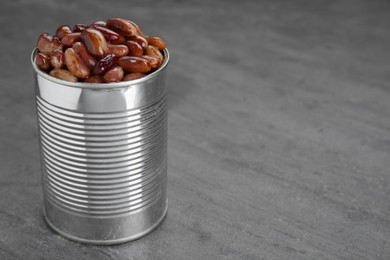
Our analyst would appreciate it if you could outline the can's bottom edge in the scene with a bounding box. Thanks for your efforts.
[43,200,168,245]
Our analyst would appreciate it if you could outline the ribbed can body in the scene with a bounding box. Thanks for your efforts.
[32,49,169,244]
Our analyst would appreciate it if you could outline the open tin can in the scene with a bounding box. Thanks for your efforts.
[31,48,169,245]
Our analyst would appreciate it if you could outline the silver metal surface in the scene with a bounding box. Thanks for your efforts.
[31,48,169,244]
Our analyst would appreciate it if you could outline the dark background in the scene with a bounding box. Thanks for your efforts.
[1,0,390,259]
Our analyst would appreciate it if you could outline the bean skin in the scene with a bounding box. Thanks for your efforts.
[50,69,78,82]
[36,53,51,70]
[64,48,90,78]
[117,56,151,73]
[81,28,108,57]
[103,66,124,83]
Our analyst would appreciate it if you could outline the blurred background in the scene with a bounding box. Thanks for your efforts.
[1,0,390,259]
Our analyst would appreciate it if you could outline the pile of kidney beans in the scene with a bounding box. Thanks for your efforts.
[35,18,166,83]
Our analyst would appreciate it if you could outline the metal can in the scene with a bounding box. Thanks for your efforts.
[31,48,169,245]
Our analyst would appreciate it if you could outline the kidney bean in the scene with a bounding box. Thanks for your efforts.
[93,21,107,27]
[61,32,81,47]
[36,53,51,70]
[50,50,65,69]
[118,56,151,73]
[128,20,144,36]
[122,73,145,81]
[81,28,108,57]
[73,24,90,32]
[106,18,138,36]
[55,25,72,40]
[107,43,129,57]
[141,55,161,70]
[144,45,164,64]
[92,54,117,75]
[64,48,90,78]
[103,66,124,83]
[72,42,97,68]
[49,69,78,82]
[146,36,166,51]
[84,75,104,83]
[91,25,120,43]
[126,35,148,48]
[124,40,143,57]
[37,33,62,56]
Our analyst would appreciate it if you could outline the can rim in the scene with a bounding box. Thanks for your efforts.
[31,47,169,90]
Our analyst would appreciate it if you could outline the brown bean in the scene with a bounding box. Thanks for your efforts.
[55,25,72,40]
[50,50,65,69]
[49,69,78,82]
[122,73,145,81]
[36,53,51,70]
[141,55,161,70]
[72,42,97,68]
[107,43,129,57]
[91,25,121,43]
[81,28,108,57]
[106,18,138,36]
[84,75,104,83]
[144,45,164,63]
[37,33,62,56]
[126,35,148,48]
[117,56,151,73]
[103,66,124,83]
[146,36,166,51]
[111,33,126,44]
[64,48,90,79]
[124,41,143,57]
[61,32,81,47]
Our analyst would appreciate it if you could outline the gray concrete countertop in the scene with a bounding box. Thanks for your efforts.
[1,0,389,259]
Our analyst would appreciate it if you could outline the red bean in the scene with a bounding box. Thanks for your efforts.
[117,56,151,73]
[141,55,161,70]
[73,24,90,32]
[72,42,97,68]
[106,18,138,36]
[55,25,72,40]
[144,45,164,64]
[91,25,121,42]
[50,50,65,69]
[107,43,129,57]
[122,73,145,81]
[124,40,143,57]
[37,33,62,56]
[146,36,166,51]
[36,53,51,70]
[64,48,90,79]
[103,66,124,83]
[81,28,108,57]
[92,54,117,75]
[61,33,81,48]
[50,69,78,82]
[84,75,104,83]
[126,35,148,48]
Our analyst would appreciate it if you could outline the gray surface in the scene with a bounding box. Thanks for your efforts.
[1,0,390,259]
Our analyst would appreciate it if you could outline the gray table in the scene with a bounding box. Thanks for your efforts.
[1,0,389,259]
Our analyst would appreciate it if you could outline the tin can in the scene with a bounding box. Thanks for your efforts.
[31,48,169,245]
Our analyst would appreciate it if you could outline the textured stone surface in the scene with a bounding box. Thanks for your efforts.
[1,0,390,259]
